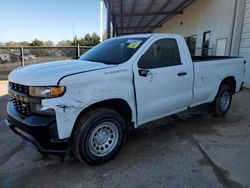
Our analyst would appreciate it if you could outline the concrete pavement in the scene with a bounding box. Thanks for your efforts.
[0,81,250,187]
[0,81,7,96]
[0,81,8,120]
[194,90,250,187]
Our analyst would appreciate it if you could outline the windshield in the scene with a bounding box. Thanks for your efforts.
[80,37,148,64]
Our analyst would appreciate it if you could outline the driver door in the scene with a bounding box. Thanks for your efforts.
[133,37,192,125]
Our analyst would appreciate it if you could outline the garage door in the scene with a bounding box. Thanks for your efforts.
[240,0,250,83]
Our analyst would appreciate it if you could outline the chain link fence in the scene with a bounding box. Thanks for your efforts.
[0,46,92,80]
[0,46,214,80]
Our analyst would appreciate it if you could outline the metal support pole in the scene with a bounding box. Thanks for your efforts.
[120,0,123,35]
[100,0,104,42]
[106,0,111,39]
[77,44,80,58]
[112,23,116,37]
[112,15,116,37]
[20,47,24,66]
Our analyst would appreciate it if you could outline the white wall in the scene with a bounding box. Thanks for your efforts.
[154,0,237,56]
[240,0,250,82]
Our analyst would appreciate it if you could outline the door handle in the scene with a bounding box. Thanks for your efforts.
[177,72,187,76]
[138,69,150,77]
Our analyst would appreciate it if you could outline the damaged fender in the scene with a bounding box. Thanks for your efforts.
[42,96,87,139]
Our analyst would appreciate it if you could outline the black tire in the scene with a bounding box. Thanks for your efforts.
[212,84,232,116]
[71,108,126,165]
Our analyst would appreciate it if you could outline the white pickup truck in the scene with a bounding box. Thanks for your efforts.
[6,34,245,165]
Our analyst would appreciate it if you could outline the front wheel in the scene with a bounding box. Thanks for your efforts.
[212,84,232,116]
[71,108,126,165]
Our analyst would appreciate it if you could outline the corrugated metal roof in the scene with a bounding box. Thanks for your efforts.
[105,0,195,36]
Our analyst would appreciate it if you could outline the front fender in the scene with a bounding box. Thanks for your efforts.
[42,66,136,139]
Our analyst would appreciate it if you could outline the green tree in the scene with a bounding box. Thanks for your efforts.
[71,33,100,46]
[5,41,18,46]
[71,35,79,46]
[82,32,100,46]
[5,41,30,46]
[19,41,30,46]
[56,40,72,46]
[31,39,44,46]
[102,30,107,41]
[44,40,54,46]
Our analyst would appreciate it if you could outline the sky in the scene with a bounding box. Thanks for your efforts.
[0,0,106,43]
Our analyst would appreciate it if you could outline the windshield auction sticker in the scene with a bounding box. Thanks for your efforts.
[127,40,142,49]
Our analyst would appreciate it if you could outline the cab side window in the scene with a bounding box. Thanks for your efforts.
[138,38,181,69]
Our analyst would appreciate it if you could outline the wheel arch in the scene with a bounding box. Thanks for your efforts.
[220,76,236,94]
[72,98,134,136]
[210,76,236,103]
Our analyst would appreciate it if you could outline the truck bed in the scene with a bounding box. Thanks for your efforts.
[192,56,240,62]
[191,56,245,107]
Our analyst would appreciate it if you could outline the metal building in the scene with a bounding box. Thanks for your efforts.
[104,0,250,83]
[240,0,250,83]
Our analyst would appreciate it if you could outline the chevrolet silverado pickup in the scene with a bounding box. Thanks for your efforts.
[6,34,245,165]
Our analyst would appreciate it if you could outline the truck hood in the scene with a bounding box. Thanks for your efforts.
[8,60,116,86]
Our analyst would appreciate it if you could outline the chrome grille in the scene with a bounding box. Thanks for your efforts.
[12,99,31,116]
[9,82,29,94]
[9,82,31,117]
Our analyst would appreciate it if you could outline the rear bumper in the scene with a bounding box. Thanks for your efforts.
[6,101,68,155]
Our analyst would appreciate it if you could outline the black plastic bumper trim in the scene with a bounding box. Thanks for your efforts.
[6,119,67,155]
[7,102,68,155]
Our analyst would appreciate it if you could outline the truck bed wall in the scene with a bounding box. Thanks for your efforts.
[192,56,241,62]
[191,58,245,107]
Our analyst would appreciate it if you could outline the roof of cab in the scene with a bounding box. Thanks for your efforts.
[116,33,182,39]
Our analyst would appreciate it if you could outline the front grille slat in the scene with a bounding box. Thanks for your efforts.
[12,98,31,116]
[9,82,29,94]
[12,99,31,116]
[9,82,31,117]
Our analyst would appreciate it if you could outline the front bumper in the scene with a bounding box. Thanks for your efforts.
[6,101,68,155]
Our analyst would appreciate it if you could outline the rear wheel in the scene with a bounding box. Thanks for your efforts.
[212,84,232,116]
[71,108,126,165]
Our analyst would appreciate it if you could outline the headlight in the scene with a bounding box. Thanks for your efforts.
[29,86,66,98]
